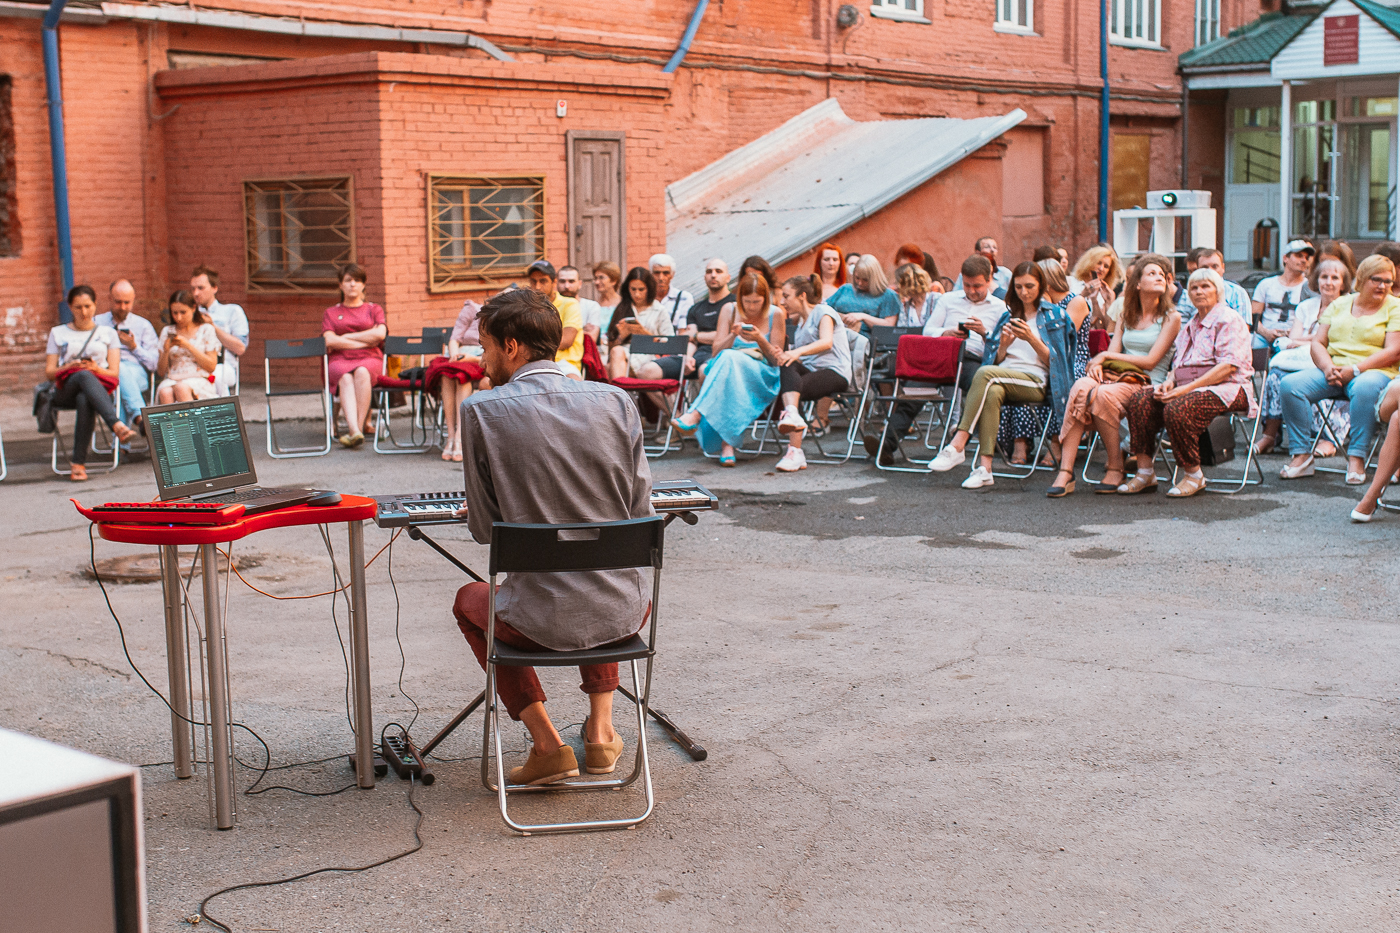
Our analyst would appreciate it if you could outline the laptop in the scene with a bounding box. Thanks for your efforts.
[143,396,316,515]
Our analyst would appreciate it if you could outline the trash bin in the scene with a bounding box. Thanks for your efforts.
[1252,218,1279,270]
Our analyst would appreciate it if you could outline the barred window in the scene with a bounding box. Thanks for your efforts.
[428,175,545,291]
[243,177,354,291]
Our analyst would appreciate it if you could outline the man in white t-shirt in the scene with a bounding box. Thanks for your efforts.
[864,255,1007,464]
[558,265,604,346]
[190,265,248,394]
[650,253,694,330]
[1251,239,1314,350]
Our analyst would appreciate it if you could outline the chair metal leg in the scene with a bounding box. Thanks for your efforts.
[373,390,435,454]
[265,389,333,459]
[984,411,1053,480]
[51,413,121,475]
[643,390,686,459]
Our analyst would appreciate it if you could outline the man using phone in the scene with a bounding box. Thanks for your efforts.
[864,255,1006,464]
[94,279,158,434]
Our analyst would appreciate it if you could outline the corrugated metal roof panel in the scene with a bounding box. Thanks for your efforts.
[666,101,1025,294]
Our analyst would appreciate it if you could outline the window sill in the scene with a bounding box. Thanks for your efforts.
[869,7,931,24]
[994,22,1038,36]
[1110,36,1166,50]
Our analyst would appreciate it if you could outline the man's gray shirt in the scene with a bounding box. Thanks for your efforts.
[459,360,654,650]
[95,311,159,371]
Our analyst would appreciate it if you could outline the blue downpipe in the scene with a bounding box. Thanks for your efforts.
[663,0,710,74]
[1098,0,1110,244]
[43,1,74,323]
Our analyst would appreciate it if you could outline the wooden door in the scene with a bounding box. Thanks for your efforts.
[566,131,626,300]
[1111,133,1153,213]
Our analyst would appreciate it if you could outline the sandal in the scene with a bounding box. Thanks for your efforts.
[1314,441,1337,458]
[1167,472,1207,497]
[1116,472,1158,494]
[112,421,137,443]
[1095,471,1125,494]
[718,453,736,467]
[1045,470,1076,498]
[69,464,88,482]
[1252,434,1277,455]
[672,417,699,437]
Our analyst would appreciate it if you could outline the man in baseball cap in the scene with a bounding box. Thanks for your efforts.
[1252,239,1316,350]
[526,260,584,379]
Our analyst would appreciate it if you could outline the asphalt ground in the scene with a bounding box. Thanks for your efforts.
[3,417,1399,932]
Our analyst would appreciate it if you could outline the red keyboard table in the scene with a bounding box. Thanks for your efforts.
[92,496,378,829]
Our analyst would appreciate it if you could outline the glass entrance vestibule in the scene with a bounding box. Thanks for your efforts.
[1223,79,1398,262]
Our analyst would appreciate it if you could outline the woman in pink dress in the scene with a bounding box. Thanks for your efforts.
[322,263,387,448]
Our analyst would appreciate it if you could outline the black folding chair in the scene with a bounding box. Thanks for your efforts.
[263,337,332,458]
[373,335,444,454]
[481,517,664,835]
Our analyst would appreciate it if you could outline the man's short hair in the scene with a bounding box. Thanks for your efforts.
[960,254,994,281]
[479,287,562,363]
[1196,248,1224,265]
[974,237,995,252]
[109,278,135,296]
[1373,242,1400,266]
[1186,247,1215,265]
[191,265,219,287]
[559,265,580,276]
[649,253,676,270]
[1031,245,1059,263]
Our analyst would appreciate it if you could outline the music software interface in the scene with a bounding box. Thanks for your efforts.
[148,402,250,487]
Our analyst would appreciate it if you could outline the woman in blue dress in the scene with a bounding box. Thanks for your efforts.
[672,274,786,465]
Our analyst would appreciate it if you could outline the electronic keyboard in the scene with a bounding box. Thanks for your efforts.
[373,480,719,528]
[73,499,247,525]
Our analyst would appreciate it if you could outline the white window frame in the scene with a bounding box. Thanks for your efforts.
[995,0,1036,36]
[869,0,929,24]
[1194,0,1220,47]
[1111,0,1163,49]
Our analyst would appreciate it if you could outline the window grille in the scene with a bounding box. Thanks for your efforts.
[243,177,354,291]
[428,175,545,291]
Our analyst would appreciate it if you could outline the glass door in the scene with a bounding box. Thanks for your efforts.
[1338,123,1394,239]
[1292,120,1336,239]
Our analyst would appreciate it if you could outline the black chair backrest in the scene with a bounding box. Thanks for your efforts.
[1251,346,1270,374]
[629,335,689,357]
[489,517,664,576]
[264,337,326,360]
[384,335,437,357]
[870,326,920,351]
[417,329,450,354]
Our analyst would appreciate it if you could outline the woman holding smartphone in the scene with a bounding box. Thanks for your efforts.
[672,274,785,465]
[155,290,221,404]
[1071,245,1123,329]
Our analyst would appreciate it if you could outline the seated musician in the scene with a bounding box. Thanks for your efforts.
[451,287,654,786]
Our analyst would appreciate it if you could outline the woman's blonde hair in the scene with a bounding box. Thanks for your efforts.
[895,263,932,301]
[1186,267,1226,309]
[1072,245,1124,290]
[852,254,889,296]
[1354,254,1396,294]
[1036,258,1070,295]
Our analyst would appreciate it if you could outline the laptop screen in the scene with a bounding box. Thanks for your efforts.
[144,397,257,499]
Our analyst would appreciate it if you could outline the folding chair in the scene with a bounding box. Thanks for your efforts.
[263,337,332,459]
[850,326,921,440]
[92,370,156,458]
[611,335,692,458]
[802,330,872,465]
[1164,394,1267,494]
[0,422,7,481]
[422,326,453,349]
[373,335,442,454]
[480,517,664,835]
[981,401,1054,480]
[1308,398,1381,476]
[867,335,965,472]
[51,382,123,475]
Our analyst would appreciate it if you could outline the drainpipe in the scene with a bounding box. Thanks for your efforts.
[663,0,710,73]
[1180,78,1190,189]
[1098,0,1110,244]
[42,0,74,323]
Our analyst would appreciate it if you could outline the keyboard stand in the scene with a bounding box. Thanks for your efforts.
[400,512,707,764]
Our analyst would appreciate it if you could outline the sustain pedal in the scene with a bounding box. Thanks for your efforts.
[382,732,434,785]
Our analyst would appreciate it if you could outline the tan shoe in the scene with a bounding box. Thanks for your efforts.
[583,718,625,774]
[507,745,579,786]
[1116,471,1158,494]
[1167,472,1207,497]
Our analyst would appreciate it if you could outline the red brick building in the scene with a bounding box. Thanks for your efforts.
[0,0,1269,386]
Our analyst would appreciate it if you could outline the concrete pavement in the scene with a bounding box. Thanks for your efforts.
[2,422,1398,931]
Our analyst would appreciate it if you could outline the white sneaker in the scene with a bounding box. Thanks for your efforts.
[776,447,807,472]
[777,407,807,435]
[961,465,995,489]
[929,444,966,472]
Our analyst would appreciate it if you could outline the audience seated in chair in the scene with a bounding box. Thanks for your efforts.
[1049,253,1180,496]
[1277,255,1400,485]
[432,298,493,463]
[671,273,785,465]
[156,290,221,405]
[1254,258,1351,457]
[321,263,387,448]
[606,266,689,421]
[189,265,247,395]
[772,274,853,473]
[94,279,158,436]
[830,254,901,335]
[1118,268,1255,499]
[47,285,138,481]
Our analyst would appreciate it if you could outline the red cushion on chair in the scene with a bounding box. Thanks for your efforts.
[894,335,962,383]
[1089,328,1110,356]
[612,377,679,393]
[581,335,609,382]
[373,375,417,390]
[424,356,484,392]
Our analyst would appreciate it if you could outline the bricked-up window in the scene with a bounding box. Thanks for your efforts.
[244,177,354,291]
[868,0,927,24]
[0,76,17,258]
[428,175,545,291]
[995,0,1034,34]
[1111,0,1161,47]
